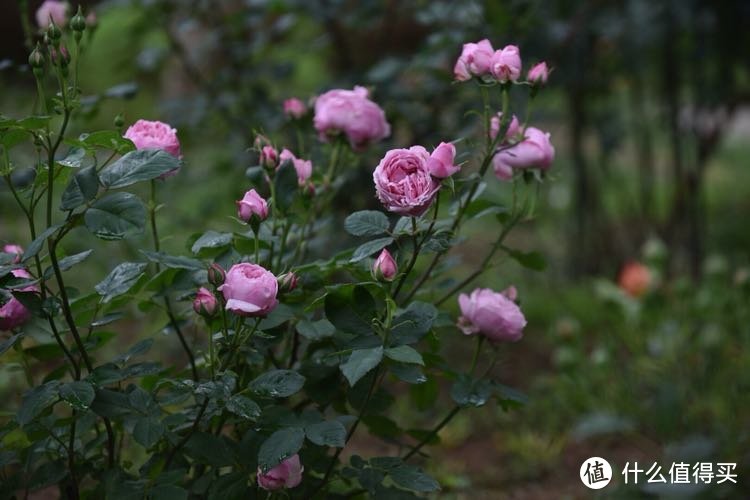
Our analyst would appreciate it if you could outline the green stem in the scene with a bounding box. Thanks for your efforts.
[392,217,420,300]
[403,406,461,461]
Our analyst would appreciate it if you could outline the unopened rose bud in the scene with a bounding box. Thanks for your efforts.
[527,61,549,86]
[114,114,125,129]
[70,6,86,32]
[237,189,269,223]
[372,249,397,282]
[260,146,278,170]
[278,272,299,293]
[193,287,218,317]
[28,44,45,70]
[207,263,226,287]
[51,46,70,68]
[47,21,62,44]
[2,244,24,264]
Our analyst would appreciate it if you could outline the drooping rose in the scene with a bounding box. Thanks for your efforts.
[279,149,313,185]
[237,189,269,223]
[36,0,68,29]
[457,287,526,342]
[372,249,397,282]
[193,287,218,317]
[257,454,303,491]
[453,39,494,81]
[373,146,440,217]
[527,61,550,86]
[0,269,39,331]
[2,245,24,264]
[314,86,390,150]
[618,261,651,298]
[426,142,459,179]
[218,263,278,317]
[490,45,522,83]
[283,98,307,119]
[492,126,555,181]
[123,120,182,178]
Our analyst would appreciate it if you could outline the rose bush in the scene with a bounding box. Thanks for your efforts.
[0,6,556,498]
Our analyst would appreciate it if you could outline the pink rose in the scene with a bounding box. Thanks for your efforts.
[453,39,494,81]
[3,244,24,264]
[372,249,397,281]
[426,142,459,179]
[492,127,555,181]
[257,454,303,491]
[279,149,313,185]
[527,61,549,85]
[260,146,279,169]
[373,146,440,217]
[618,261,651,298]
[123,120,181,178]
[490,45,522,83]
[314,86,390,150]
[36,0,68,29]
[218,263,278,317]
[457,287,526,342]
[1,269,39,331]
[490,113,521,143]
[237,189,269,223]
[283,98,307,119]
[193,287,218,317]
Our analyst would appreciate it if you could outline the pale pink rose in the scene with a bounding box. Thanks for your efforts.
[492,127,555,181]
[372,249,397,281]
[527,61,549,85]
[279,149,313,185]
[618,261,651,298]
[193,287,218,317]
[490,113,521,143]
[36,0,68,29]
[0,269,38,331]
[218,263,278,317]
[490,45,522,83]
[426,142,459,179]
[257,454,303,491]
[457,287,526,342]
[373,146,441,217]
[453,39,494,81]
[283,98,307,119]
[236,189,268,223]
[260,146,279,169]
[313,86,390,150]
[123,120,181,178]
[3,245,24,264]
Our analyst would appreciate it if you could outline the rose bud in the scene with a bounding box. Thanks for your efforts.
[278,272,299,293]
[283,98,307,119]
[490,112,521,143]
[313,86,390,150]
[36,0,68,30]
[70,6,86,33]
[207,263,226,287]
[0,269,39,331]
[193,287,218,317]
[3,244,24,264]
[618,261,651,298]
[457,287,527,342]
[278,149,313,185]
[372,249,397,282]
[51,45,70,68]
[28,44,45,70]
[501,285,518,302]
[259,145,279,170]
[426,142,459,179]
[490,45,522,83]
[492,127,555,181]
[123,119,182,178]
[453,39,494,81]
[257,454,303,491]
[527,61,550,86]
[218,263,278,317]
[237,189,269,223]
[373,146,441,217]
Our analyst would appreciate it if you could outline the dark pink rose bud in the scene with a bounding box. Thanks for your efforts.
[283,98,307,119]
[314,86,390,150]
[278,272,299,293]
[237,189,269,223]
[36,0,68,30]
[51,45,70,67]
[193,287,218,317]
[490,112,521,143]
[527,61,550,86]
[457,287,526,342]
[426,141,459,179]
[490,45,522,83]
[492,127,555,181]
[218,263,278,317]
[123,120,182,178]
[0,269,39,331]
[278,149,313,185]
[372,249,397,282]
[373,146,440,217]
[207,263,226,287]
[260,145,279,169]
[258,454,303,491]
[3,244,24,264]
[453,39,494,81]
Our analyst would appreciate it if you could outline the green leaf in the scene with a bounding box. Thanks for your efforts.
[59,381,95,410]
[22,225,60,262]
[85,192,146,240]
[350,237,394,263]
[100,149,180,188]
[325,285,376,336]
[191,231,232,254]
[389,302,438,346]
[390,364,426,384]
[305,420,347,447]
[385,346,424,365]
[296,319,336,341]
[57,147,86,168]
[257,427,305,472]
[389,463,440,492]
[60,165,99,210]
[43,250,93,279]
[225,395,261,420]
[0,333,23,357]
[249,370,306,398]
[17,381,60,425]
[506,249,547,271]
[274,160,299,213]
[450,375,493,408]
[95,262,147,303]
[139,250,204,270]
[78,130,135,153]
[341,346,383,386]
[133,417,165,448]
[344,211,390,237]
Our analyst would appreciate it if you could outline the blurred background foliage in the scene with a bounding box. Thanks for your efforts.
[2,0,749,497]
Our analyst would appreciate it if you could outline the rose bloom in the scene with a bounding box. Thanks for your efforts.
[258,454,303,491]
[491,45,522,83]
[1,269,39,331]
[283,98,307,119]
[373,146,441,217]
[313,86,390,150]
[372,249,397,281]
[426,142,459,179]
[279,149,313,185]
[457,287,526,342]
[527,61,550,85]
[3,244,24,264]
[453,39,494,81]
[36,0,68,29]
[618,261,651,298]
[490,112,521,143]
[218,263,278,317]
[492,127,555,181]
[192,287,218,316]
[237,189,269,222]
[124,119,181,177]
